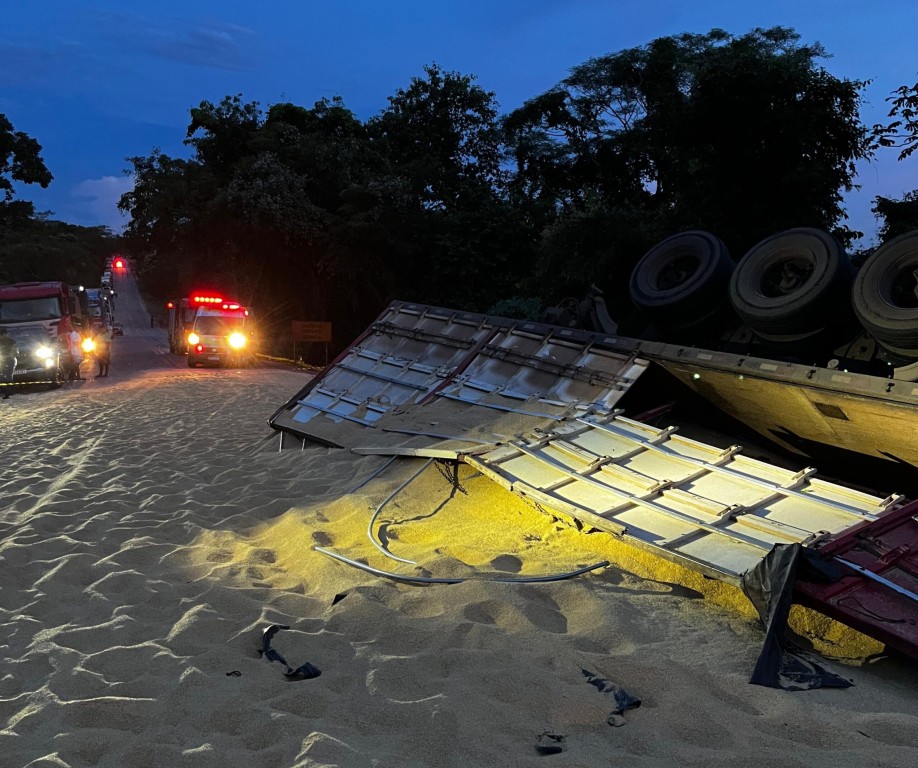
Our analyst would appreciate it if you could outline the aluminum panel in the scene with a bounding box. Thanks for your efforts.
[270,301,649,453]
[465,413,898,582]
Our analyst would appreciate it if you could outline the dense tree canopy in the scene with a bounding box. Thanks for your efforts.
[366,65,533,309]
[0,113,53,225]
[0,115,112,286]
[114,27,885,352]
[122,95,396,343]
[503,27,873,306]
[872,191,918,243]
[0,216,115,285]
[121,68,535,346]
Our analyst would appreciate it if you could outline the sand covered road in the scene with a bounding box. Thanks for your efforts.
[1,271,917,767]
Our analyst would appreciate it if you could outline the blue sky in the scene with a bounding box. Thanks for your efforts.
[2,1,916,247]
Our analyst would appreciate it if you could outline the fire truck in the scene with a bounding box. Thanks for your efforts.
[168,293,254,367]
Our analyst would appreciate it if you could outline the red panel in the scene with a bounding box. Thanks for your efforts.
[795,499,918,659]
[0,281,69,300]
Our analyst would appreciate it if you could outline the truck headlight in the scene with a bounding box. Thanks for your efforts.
[228,332,246,349]
[35,345,53,359]
[187,332,200,345]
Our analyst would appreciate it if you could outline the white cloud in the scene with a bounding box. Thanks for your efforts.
[71,175,134,232]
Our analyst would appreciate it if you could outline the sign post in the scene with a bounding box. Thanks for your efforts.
[291,321,333,365]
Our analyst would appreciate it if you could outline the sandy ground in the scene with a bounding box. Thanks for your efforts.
[1,269,917,768]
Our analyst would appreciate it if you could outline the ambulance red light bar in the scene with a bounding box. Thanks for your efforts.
[220,303,248,316]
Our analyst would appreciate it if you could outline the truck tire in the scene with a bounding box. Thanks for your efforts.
[852,230,918,362]
[48,365,64,388]
[629,230,733,333]
[729,228,853,342]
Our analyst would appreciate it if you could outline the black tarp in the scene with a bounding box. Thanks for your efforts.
[741,543,853,691]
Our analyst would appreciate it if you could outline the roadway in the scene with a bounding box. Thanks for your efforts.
[106,261,188,373]
[91,261,301,377]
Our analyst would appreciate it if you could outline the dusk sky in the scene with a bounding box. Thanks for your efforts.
[3,1,917,247]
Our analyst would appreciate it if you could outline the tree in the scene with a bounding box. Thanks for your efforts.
[120,96,406,347]
[504,26,874,311]
[185,95,262,172]
[871,82,918,244]
[370,63,503,210]
[0,219,115,285]
[873,191,918,242]
[876,81,918,161]
[119,150,209,299]
[367,64,534,309]
[0,114,53,224]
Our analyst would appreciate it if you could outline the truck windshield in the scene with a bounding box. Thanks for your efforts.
[194,316,244,335]
[0,297,63,322]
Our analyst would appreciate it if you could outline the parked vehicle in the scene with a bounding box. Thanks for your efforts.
[0,281,85,349]
[166,297,197,354]
[186,299,255,368]
[5,325,64,388]
[167,293,255,364]
[84,287,115,334]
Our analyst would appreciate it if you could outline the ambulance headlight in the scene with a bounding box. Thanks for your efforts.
[228,332,246,349]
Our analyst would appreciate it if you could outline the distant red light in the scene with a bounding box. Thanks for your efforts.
[114,258,125,269]
[166,301,174,309]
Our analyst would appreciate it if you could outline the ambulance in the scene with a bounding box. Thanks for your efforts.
[185,296,255,368]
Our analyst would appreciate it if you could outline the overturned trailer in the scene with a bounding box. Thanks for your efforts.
[269,301,918,664]
[619,228,918,471]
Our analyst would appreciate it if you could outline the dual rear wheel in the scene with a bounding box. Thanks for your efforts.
[852,230,918,363]
[630,227,918,364]
[629,227,856,346]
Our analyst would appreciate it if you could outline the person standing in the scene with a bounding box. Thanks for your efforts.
[95,325,112,377]
[0,327,16,398]
[67,327,84,381]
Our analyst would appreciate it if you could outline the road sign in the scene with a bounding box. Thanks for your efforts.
[292,320,332,343]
